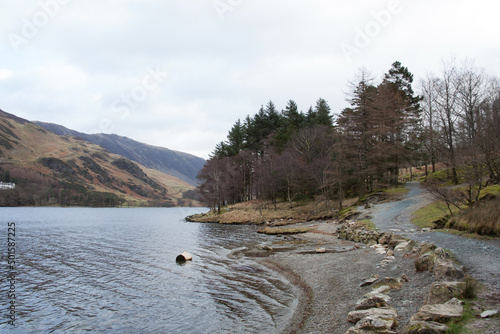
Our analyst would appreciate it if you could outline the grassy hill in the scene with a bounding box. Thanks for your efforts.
[33,121,206,186]
[0,109,200,207]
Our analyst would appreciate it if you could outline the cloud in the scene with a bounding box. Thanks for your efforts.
[0,0,499,159]
[0,69,13,80]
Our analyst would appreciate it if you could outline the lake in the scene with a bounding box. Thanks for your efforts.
[0,207,296,333]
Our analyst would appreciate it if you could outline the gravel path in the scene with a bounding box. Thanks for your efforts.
[257,181,500,333]
[363,181,500,290]
[259,227,435,333]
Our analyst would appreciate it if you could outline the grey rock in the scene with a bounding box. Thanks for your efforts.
[480,309,499,318]
[434,258,465,281]
[415,252,436,272]
[348,307,398,324]
[425,281,466,305]
[411,298,464,323]
[402,320,449,334]
[360,276,379,287]
[354,315,396,331]
[355,293,391,310]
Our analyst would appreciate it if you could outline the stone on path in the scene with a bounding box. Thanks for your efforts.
[402,320,449,334]
[425,281,466,305]
[480,309,499,318]
[355,293,391,310]
[434,258,465,281]
[348,306,398,324]
[411,298,464,323]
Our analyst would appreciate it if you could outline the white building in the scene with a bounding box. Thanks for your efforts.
[0,182,15,190]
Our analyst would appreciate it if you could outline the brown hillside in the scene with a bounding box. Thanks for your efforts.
[0,110,197,206]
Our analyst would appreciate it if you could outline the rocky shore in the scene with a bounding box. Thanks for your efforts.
[189,184,499,333]
[239,220,500,333]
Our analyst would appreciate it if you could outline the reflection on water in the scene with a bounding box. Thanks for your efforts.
[0,208,296,333]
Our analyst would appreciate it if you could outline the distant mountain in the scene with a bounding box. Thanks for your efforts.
[33,122,206,186]
[0,109,200,207]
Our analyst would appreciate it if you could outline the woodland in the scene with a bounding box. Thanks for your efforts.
[197,60,500,219]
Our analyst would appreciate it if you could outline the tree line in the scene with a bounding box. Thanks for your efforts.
[0,165,125,207]
[197,60,500,213]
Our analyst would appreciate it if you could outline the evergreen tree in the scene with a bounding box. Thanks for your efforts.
[377,61,422,184]
[226,119,245,156]
[314,98,334,127]
[338,69,378,194]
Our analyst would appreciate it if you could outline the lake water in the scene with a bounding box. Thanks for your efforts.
[0,207,297,333]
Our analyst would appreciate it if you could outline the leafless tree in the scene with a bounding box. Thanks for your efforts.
[434,59,461,184]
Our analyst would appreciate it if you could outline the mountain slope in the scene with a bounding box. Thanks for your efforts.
[0,109,198,207]
[34,121,206,186]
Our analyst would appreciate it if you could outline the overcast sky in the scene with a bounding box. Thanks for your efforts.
[1,0,499,159]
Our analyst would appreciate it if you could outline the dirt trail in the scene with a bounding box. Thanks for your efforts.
[361,181,500,290]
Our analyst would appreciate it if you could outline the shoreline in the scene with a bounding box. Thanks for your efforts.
[194,182,500,333]
[259,258,314,334]
[242,220,435,333]
[243,219,500,333]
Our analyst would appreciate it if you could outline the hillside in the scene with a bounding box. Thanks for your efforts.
[0,109,199,207]
[33,121,206,186]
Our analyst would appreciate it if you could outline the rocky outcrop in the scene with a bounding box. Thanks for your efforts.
[415,244,465,281]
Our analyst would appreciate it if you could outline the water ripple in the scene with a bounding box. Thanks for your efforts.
[0,207,296,333]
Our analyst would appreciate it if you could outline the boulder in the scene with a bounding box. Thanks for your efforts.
[372,244,388,254]
[355,293,391,310]
[388,234,407,249]
[372,277,403,290]
[354,315,397,331]
[418,243,437,256]
[378,233,393,245]
[394,240,414,252]
[433,247,451,259]
[415,252,436,272]
[348,307,398,324]
[411,298,464,323]
[371,285,392,294]
[434,258,465,281]
[379,255,395,267]
[402,321,449,334]
[425,281,466,305]
[360,275,379,287]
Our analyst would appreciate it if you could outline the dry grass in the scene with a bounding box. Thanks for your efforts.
[192,198,351,224]
[446,196,500,237]
[257,225,316,235]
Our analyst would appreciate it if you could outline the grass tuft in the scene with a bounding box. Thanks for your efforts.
[445,301,476,334]
[412,201,450,229]
[446,196,500,237]
[462,275,479,300]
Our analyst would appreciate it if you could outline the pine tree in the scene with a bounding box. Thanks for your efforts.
[314,98,333,127]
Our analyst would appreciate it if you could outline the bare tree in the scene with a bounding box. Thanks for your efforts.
[420,74,441,174]
[434,59,460,184]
